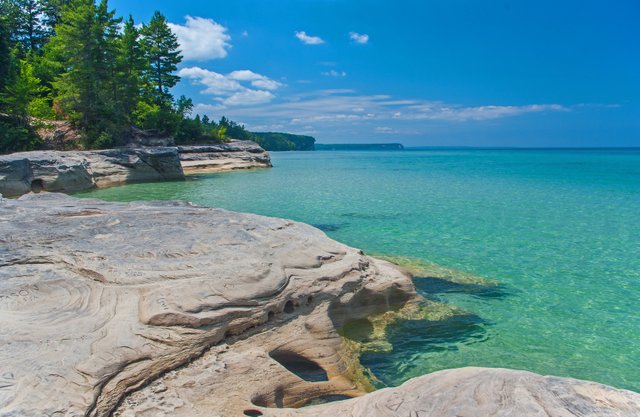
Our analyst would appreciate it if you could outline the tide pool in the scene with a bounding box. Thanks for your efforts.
[79,149,640,392]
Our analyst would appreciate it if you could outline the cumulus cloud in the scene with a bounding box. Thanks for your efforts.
[322,70,347,77]
[223,90,275,106]
[295,31,325,45]
[227,70,283,90]
[349,32,369,44]
[179,66,282,107]
[168,16,231,61]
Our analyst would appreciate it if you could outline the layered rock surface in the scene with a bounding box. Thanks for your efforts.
[178,141,272,174]
[0,140,271,197]
[1,193,639,417]
[0,193,413,417]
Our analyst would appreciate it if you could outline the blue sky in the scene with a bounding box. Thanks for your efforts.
[111,0,639,147]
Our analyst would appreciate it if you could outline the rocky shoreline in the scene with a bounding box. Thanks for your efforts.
[0,140,271,198]
[1,193,639,417]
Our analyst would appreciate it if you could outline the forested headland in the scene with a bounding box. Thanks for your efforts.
[0,0,316,153]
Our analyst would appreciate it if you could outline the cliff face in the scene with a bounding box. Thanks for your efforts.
[178,141,272,173]
[1,194,639,417]
[0,140,271,197]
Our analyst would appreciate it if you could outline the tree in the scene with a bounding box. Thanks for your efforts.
[116,15,143,120]
[1,58,47,120]
[49,1,116,122]
[13,0,47,53]
[140,11,181,109]
[0,17,11,92]
[41,0,72,34]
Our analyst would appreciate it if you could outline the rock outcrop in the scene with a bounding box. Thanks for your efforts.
[0,148,183,197]
[178,141,272,174]
[0,140,271,197]
[0,193,413,417]
[1,193,639,417]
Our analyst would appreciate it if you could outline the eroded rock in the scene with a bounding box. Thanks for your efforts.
[0,140,272,197]
[177,141,272,174]
[0,193,413,417]
[0,148,184,197]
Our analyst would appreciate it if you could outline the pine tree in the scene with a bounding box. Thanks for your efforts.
[117,15,144,120]
[1,58,47,121]
[41,0,72,34]
[13,0,47,53]
[140,11,181,109]
[0,17,11,92]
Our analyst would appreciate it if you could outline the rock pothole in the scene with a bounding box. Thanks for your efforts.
[268,350,328,382]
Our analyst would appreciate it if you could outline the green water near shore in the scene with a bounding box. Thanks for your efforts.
[78,149,640,392]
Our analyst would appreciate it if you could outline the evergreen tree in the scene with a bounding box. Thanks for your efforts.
[13,0,47,53]
[41,0,72,34]
[140,11,181,108]
[116,15,143,120]
[48,0,120,138]
[0,17,11,92]
[1,58,47,121]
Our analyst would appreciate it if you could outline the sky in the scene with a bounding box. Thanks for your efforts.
[110,0,639,147]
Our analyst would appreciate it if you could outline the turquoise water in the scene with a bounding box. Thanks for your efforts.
[79,149,640,392]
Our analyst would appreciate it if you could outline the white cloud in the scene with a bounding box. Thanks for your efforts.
[223,90,275,106]
[227,70,283,90]
[179,66,282,107]
[398,103,569,121]
[168,16,231,61]
[295,31,325,45]
[190,89,571,141]
[322,70,347,77]
[349,32,369,44]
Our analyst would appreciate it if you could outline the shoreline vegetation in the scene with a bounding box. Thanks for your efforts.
[0,0,321,155]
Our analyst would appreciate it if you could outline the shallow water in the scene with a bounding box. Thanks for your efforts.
[79,149,640,392]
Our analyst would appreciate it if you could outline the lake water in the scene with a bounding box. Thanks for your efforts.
[79,149,640,392]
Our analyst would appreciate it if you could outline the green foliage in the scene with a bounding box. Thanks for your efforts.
[116,15,144,119]
[1,57,47,119]
[0,117,42,152]
[0,1,311,153]
[140,11,181,108]
[253,132,316,151]
[133,100,180,136]
[12,0,48,53]
[218,116,254,140]
[0,17,11,91]
[45,0,124,147]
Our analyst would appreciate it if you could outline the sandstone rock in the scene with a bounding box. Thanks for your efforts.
[0,141,271,197]
[0,148,184,197]
[0,193,413,417]
[279,367,640,417]
[178,140,272,173]
[1,194,638,417]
